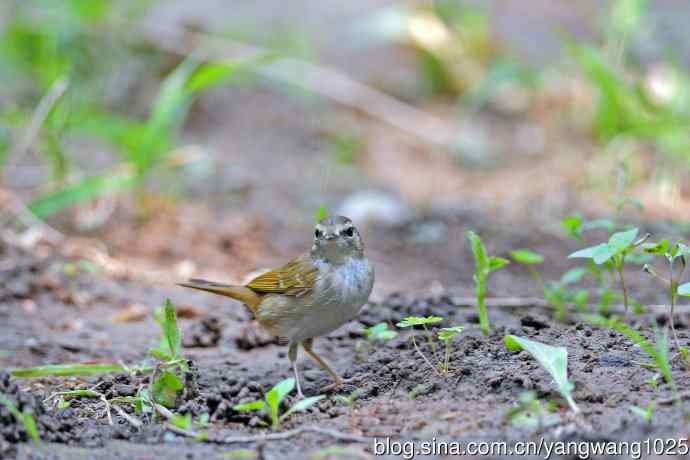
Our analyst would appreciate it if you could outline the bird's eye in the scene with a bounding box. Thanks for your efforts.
[343,227,354,237]
[315,228,323,238]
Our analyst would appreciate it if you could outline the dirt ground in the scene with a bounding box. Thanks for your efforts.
[2,210,690,460]
[4,1,690,459]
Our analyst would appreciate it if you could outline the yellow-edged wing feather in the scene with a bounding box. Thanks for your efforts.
[245,254,318,297]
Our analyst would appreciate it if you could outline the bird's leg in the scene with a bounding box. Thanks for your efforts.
[303,338,343,391]
[288,342,304,399]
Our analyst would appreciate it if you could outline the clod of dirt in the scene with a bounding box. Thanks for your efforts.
[0,371,55,455]
[183,316,223,348]
[520,315,551,330]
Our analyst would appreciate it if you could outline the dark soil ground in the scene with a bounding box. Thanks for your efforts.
[4,2,690,459]
[2,212,690,460]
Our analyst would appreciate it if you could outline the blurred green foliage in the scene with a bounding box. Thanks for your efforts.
[0,0,261,218]
[572,0,690,165]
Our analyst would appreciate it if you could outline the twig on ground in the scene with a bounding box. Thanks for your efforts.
[112,404,143,429]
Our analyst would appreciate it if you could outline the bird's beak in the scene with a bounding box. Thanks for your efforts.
[325,235,338,244]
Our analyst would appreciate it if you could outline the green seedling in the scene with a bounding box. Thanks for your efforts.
[644,240,689,349]
[0,392,41,444]
[357,322,398,361]
[148,299,188,408]
[396,316,464,376]
[233,378,324,431]
[335,388,364,407]
[505,391,559,431]
[544,268,590,320]
[363,322,398,342]
[586,315,675,393]
[504,336,579,413]
[438,326,465,375]
[569,227,649,313]
[630,400,655,424]
[467,230,510,335]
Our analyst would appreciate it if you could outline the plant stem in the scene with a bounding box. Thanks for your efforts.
[528,266,545,294]
[411,334,441,377]
[477,278,490,336]
[668,260,680,351]
[442,341,451,376]
[421,324,438,360]
[616,258,629,315]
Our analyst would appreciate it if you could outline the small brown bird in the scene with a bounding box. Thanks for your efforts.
[179,216,374,397]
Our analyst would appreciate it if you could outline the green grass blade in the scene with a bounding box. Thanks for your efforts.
[11,362,127,378]
[280,395,325,422]
[28,167,135,218]
[0,393,41,444]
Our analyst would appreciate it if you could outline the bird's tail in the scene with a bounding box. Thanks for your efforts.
[178,279,261,312]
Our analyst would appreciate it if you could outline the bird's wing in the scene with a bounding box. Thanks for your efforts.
[245,254,318,297]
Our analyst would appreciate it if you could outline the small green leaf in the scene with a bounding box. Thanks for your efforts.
[161,299,182,359]
[265,378,294,422]
[152,370,184,408]
[186,63,240,93]
[438,326,464,341]
[561,215,582,240]
[569,243,614,264]
[281,395,325,421]
[678,283,690,296]
[504,335,579,413]
[608,228,638,254]
[560,267,587,285]
[643,240,669,256]
[511,249,544,265]
[568,244,600,260]
[592,243,615,264]
[315,205,328,222]
[467,230,488,275]
[233,400,266,412]
[148,348,173,362]
[363,323,397,340]
[488,256,510,272]
[170,412,193,430]
[396,316,443,328]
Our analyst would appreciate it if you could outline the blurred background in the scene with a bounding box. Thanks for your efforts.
[2,0,690,298]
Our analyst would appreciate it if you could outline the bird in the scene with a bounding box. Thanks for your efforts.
[178,216,374,397]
